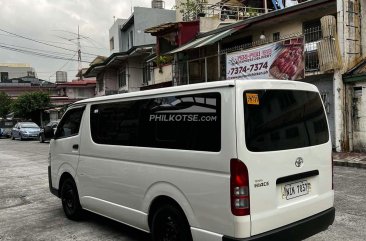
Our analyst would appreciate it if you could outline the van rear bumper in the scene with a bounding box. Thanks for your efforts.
[223,207,335,241]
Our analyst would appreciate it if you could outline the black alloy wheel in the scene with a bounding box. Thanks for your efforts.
[151,205,192,241]
[60,178,82,220]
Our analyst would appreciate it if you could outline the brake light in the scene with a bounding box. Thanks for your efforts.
[230,159,250,216]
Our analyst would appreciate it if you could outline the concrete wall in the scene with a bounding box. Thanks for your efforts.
[66,87,95,99]
[305,75,336,148]
[200,16,221,33]
[153,64,173,84]
[251,20,302,42]
[351,82,366,151]
[127,56,144,92]
[109,19,127,54]
[104,69,118,92]
[121,7,175,52]
[361,0,366,58]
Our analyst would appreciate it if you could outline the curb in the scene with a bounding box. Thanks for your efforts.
[333,160,366,169]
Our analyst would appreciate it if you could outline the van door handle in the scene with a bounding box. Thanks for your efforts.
[72,144,79,150]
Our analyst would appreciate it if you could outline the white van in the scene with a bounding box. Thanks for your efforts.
[48,79,335,241]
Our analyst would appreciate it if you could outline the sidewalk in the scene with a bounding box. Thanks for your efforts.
[333,152,366,169]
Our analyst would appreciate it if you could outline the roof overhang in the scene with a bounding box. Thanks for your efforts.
[343,59,366,83]
[168,25,247,54]
[84,45,154,78]
[145,22,178,35]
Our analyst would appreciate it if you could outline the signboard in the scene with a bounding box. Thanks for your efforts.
[226,38,304,80]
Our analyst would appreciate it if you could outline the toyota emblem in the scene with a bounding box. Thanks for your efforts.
[295,157,304,167]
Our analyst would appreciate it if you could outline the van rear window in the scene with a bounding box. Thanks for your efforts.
[244,90,329,152]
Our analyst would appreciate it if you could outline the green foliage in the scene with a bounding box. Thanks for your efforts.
[155,55,174,66]
[11,92,51,119]
[0,92,12,118]
[174,0,207,21]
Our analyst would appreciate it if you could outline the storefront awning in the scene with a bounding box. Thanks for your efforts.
[169,24,247,54]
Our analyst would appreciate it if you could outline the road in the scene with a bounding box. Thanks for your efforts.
[0,138,365,241]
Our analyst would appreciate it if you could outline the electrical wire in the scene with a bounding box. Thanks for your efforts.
[48,52,77,80]
[0,32,108,50]
[0,42,76,58]
[0,28,99,57]
[0,44,93,62]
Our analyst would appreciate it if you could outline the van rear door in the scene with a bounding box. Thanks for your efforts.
[236,81,333,236]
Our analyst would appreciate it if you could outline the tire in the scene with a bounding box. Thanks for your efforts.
[60,178,82,220]
[39,134,44,143]
[151,204,192,241]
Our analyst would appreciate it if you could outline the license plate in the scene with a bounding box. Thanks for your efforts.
[283,180,309,200]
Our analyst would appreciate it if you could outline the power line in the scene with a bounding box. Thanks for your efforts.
[0,41,96,60]
[48,52,77,80]
[0,44,93,62]
[0,28,99,57]
[0,42,76,58]
[0,33,108,50]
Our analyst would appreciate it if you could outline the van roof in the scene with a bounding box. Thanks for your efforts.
[74,79,318,105]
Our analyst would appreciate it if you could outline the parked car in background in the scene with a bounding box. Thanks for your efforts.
[0,119,17,138]
[39,120,59,143]
[11,122,41,140]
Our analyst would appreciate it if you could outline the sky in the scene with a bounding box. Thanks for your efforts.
[0,0,175,82]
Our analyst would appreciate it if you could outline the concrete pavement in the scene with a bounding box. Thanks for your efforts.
[333,152,366,169]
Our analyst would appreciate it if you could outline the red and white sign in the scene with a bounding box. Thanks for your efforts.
[226,38,305,80]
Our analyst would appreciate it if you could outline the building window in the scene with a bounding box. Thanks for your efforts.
[303,20,322,42]
[303,20,322,72]
[110,37,114,51]
[119,69,127,87]
[1,72,9,82]
[273,32,280,41]
[143,62,152,84]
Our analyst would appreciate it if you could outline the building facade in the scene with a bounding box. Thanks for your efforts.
[85,6,176,95]
[169,0,364,151]
[0,63,36,82]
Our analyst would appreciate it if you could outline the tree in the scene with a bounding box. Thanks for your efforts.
[12,92,51,121]
[0,91,12,118]
[175,0,207,21]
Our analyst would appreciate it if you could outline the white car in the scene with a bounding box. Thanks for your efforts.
[48,79,334,241]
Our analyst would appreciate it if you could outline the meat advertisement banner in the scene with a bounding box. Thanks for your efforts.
[226,38,304,80]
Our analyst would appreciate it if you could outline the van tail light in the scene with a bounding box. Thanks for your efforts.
[230,159,250,216]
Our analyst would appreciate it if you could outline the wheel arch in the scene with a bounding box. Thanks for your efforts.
[58,172,74,196]
[143,182,198,230]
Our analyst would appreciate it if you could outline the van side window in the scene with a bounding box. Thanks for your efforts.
[90,92,221,152]
[56,108,84,139]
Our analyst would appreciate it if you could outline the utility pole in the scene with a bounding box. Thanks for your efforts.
[77,25,83,80]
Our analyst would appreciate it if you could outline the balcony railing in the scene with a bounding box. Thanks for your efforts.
[182,3,271,22]
[174,25,325,85]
